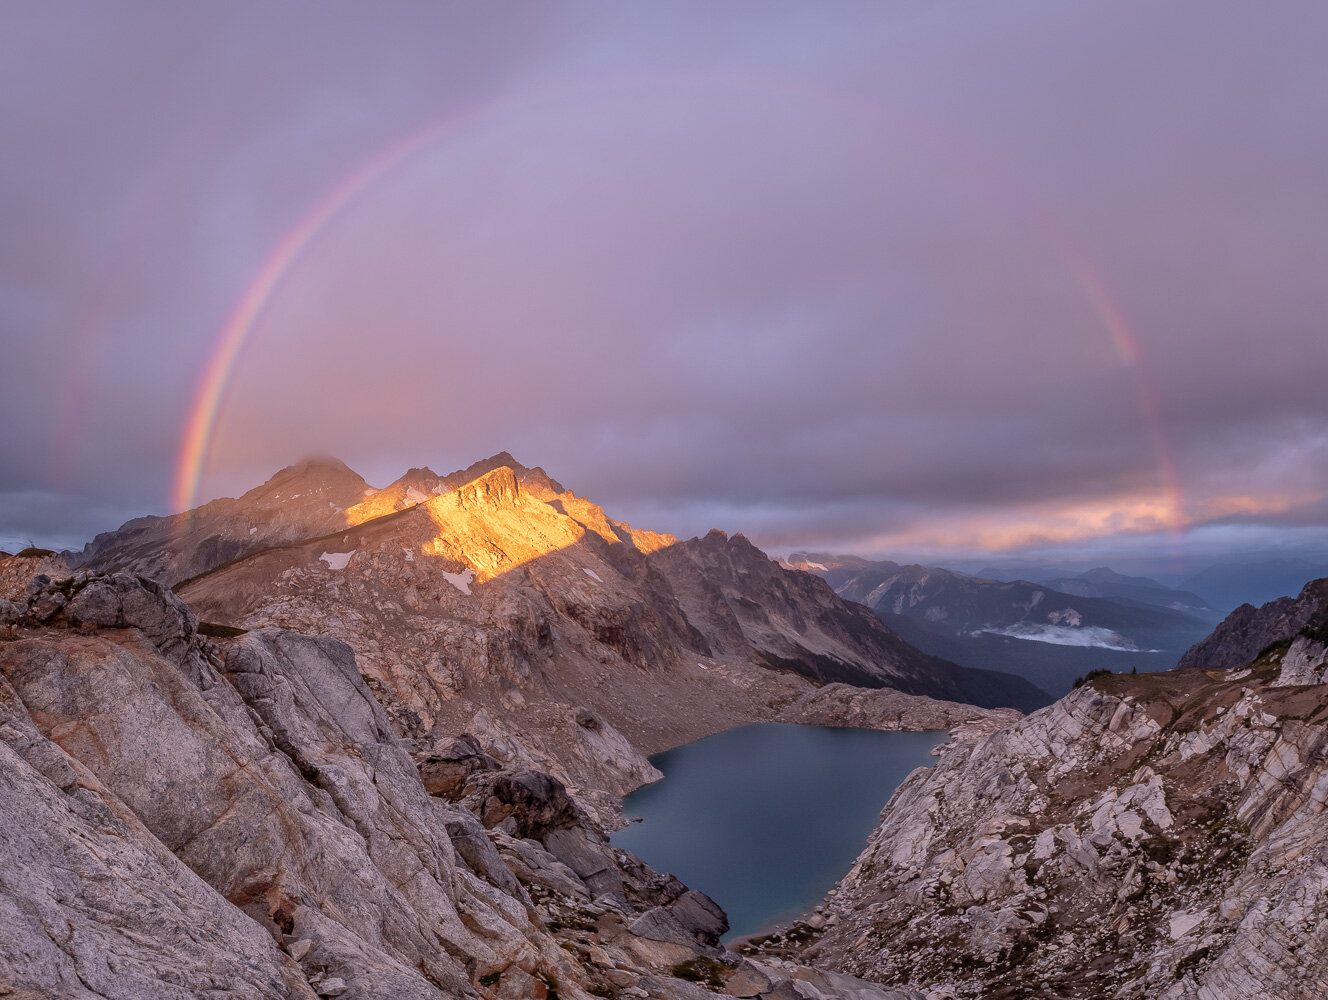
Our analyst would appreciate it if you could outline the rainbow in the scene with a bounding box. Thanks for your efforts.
[172,117,464,514]
[171,74,1186,543]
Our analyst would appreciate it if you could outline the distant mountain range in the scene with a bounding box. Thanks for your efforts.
[786,554,1223,694]
[1034,566,1219,619]
[975,556,1328,613]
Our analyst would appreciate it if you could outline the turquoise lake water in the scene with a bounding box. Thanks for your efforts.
[610,723,944,940]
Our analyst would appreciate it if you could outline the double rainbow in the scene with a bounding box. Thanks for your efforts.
[171,76,1185,539]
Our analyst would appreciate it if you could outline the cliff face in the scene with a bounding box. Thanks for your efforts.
[0,568,921,1000]
[793,642,1328,999]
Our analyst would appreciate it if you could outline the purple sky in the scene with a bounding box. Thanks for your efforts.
[3,2,1327,577]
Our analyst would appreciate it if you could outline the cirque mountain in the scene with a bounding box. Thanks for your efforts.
[786,554,1216,695]
[75,455,1043,823]
[740,577,1328,999]
[0,455,1030,1000]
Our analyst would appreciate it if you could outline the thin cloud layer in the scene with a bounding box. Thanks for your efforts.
[1,2,1326,572]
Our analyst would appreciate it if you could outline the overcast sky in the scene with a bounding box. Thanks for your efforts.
[3,1,1327,577]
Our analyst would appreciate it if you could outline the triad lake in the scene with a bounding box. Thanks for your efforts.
[610,723,945,941]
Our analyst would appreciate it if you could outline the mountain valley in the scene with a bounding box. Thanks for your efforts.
[786,555,1219,695]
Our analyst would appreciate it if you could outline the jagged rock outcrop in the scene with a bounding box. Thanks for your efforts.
[1272,634,1328,686]
[0,567,921,1000]
[1177,576,1328,672]
[0,547,71,601]
[791,651,1328,999]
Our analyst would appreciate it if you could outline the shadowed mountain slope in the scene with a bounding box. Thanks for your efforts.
[788,553,1214,694]
[1177,576,1328,672]
[71,456,373,586]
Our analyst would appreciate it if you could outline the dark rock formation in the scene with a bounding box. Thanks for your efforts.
[1178,576,1328,672]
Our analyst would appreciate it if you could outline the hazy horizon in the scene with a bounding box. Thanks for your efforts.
[4,3,1327,583]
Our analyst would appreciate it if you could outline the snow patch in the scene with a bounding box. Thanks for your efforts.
[402,547,414,562]
[975,623,1151,651]
[583,568,603,582]
[319,551,355,571]
[441,568,474,595]
[405,487,430,504]
[249,527,258,535]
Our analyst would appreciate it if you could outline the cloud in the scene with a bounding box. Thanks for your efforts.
[1,2,1326,567]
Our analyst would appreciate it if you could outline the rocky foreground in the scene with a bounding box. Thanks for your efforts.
[1,566,953,1000]
[771,585,1328,1000]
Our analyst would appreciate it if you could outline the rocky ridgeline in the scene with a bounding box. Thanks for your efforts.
[788,608,1328,999]
[0,566,928,1000]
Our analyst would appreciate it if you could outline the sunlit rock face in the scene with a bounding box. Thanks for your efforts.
[788,603,1328,1000]
[167,457,1036,824]
[0,564,932,1000]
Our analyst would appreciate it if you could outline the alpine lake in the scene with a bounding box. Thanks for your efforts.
[611,723,945,941]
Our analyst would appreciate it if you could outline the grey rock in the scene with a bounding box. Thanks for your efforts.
[543,826,624,898]
[630,906,701,948]
[667,890,728,944]
[0,674,317,1000]
[723,960,772,997]
[805,670,1328,999]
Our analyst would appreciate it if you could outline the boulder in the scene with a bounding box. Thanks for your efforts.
[478,770,582,839]
[416,734,501,798]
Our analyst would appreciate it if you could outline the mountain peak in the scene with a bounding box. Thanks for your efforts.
[446,465,521,511]
[264,454,365,489]
[1079,566,1124,582]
